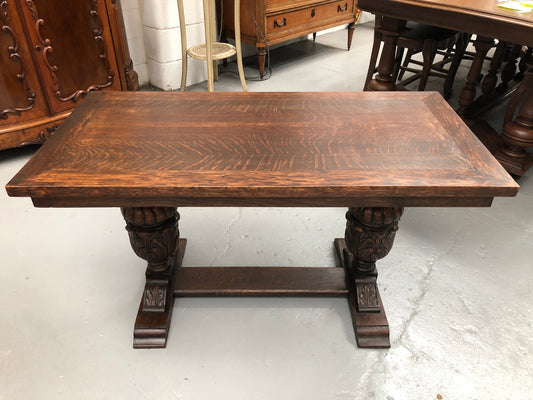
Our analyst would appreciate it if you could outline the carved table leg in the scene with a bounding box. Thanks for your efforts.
[336,207,403,348]
[121,207,186,348]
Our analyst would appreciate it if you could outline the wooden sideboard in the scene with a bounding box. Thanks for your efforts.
[0,0,139,150]
[220,0,361,78]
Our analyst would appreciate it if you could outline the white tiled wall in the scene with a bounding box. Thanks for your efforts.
[121,0,207,90]
[120,0,374,90]
[120,0,149,85]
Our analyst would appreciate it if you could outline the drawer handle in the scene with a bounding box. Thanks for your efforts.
[337,3,348,12]
[274,18,287,28]
[311,9,315,17]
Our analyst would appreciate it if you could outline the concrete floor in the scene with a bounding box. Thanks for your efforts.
[1,23,532,400]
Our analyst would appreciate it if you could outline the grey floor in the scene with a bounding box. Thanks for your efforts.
[1,23,532,400]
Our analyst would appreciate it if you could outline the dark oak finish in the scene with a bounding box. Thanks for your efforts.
[0,0,138,150]
[335,238,390,348]
[6,91,518,205]
[6,91,518,349]
[174,267,349,296]
[358,0,533,176]
[220,0,361,78]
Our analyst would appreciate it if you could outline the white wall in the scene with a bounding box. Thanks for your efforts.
[120,0,149,86]
[120,0,374,90]
[120,0,207,90]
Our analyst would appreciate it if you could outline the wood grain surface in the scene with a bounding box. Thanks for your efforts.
[357,0,533,47]
[6,91,518,207]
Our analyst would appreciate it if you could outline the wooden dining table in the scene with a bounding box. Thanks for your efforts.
[357,0,533,177]
[5,91,518,349]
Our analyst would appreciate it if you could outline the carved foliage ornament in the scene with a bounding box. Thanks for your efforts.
[122,207,180,313]
[345,207,404,270]
[25,0,114,103]
[345,207,403,313]
[1,0,35,119]
[356,282,379,310]
[143,283,167,312]
[121,207,180,273]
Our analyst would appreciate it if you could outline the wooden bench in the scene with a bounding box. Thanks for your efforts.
[6,91,519,349]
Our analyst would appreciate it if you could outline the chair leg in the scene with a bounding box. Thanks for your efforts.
[234,0,247,91]
[177,0,188,92]
[397,48,414,81]
[393,47,406,83]
[203,0,214,92]
[209,0,218,82]
[418,41,437,91]
[443,32,469,100]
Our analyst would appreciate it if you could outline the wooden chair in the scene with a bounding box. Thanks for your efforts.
[177,0,247,92]
[365,20,467,99]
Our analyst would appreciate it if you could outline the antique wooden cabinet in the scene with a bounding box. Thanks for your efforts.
[220,0,361,78]
[0,0,138,150]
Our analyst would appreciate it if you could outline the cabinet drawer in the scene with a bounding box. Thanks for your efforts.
[266,1,354,36]
[265,0,325,9]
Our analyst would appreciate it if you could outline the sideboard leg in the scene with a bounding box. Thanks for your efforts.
[121,207,184,348]
[340,207,404,348]
[347,22,355,50]
[257,46,267,79]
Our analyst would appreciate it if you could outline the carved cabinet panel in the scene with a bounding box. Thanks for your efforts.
[0,0,138,150]
[0,0,48,127]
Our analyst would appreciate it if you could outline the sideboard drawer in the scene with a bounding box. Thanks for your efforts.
[266,0,354,36]
[219,0,360,78]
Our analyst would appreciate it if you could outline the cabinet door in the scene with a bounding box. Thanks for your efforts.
[0,0,48,127]
[19,0,122,114]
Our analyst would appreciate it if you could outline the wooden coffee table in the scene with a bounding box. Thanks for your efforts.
[6,91,519,349]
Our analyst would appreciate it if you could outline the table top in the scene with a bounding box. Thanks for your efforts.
[6,91,518,207]
[357,0,533,47]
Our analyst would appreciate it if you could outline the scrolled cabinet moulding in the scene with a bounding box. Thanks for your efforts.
[0,0,138,150]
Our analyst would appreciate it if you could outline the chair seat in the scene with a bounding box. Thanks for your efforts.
[187,42,236,61]
[401,22,457,44]
[363,18,467,99]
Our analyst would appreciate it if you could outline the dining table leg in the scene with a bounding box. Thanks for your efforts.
[121,207,184,348]
[366,16,406,91]
[460,44,533,176]
[340,206,404,348]
[498,62,533,176]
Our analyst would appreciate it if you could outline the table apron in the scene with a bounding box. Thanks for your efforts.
[30,196,495,208]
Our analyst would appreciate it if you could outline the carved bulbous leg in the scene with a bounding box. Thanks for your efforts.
[340,206,403,348]
[345,207,403,311]
[122,207,179,272]
[122,207,179,312]
[121,207,184,348]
